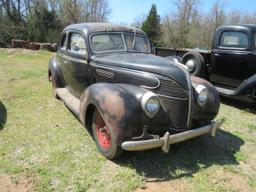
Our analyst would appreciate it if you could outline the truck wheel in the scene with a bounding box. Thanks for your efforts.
[181,52,205,77]
[92,109,123,159]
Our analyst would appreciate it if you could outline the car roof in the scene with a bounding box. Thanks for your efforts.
[63,22,147,36]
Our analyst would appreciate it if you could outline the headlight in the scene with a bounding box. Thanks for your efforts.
[195,84,208,107]
[141,92,160,118]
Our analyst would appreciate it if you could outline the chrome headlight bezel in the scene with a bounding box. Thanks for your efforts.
[195,84,208,107]
[141,92,160,118]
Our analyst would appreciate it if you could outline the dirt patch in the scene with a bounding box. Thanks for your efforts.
[0,174,34,192]
[211,169,250,192]
[135,179,193,192]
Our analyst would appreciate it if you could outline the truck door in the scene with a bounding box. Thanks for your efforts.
[210,31,250,88]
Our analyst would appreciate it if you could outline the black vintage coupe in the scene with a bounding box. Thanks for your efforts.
[48,23,224,159]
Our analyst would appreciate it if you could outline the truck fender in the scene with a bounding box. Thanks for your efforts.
[79,83,152,145]
[48,56,64,87]
[234,74,256,96]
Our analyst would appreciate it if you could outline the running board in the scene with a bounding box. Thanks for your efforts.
[56,88,80,116]
[215,86,235,96]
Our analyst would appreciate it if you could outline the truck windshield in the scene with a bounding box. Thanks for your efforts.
[91,32,150,53]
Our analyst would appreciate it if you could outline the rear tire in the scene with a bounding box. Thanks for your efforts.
[181,51,205,77]
[50,73,60,99]
[92,109,123,159]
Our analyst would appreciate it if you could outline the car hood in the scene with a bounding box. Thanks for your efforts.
[91,53,190,89]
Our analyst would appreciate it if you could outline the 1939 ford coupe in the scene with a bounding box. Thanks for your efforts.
[48,23,224,159]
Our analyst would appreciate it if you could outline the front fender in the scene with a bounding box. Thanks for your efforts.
[79,83,152,145]
[79,83,146,144]
[191,76,220,124]
[233,74,256,96]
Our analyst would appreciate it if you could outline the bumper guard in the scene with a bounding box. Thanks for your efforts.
[121,119,225,153]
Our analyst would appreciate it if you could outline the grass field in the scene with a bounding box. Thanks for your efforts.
[0,48,255,192]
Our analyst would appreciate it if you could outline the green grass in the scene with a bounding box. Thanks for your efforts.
[0,48,256,192]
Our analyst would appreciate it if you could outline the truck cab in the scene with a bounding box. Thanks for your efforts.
[210,25,256,101]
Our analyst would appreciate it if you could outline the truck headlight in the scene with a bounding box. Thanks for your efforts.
[195,84,208,107]
[141,92,160,118]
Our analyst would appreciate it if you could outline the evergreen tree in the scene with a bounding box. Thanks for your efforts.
[26,6,61,42]
[141,4,161,46]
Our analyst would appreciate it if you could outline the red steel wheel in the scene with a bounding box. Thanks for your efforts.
[92,109,123,159]
[95,115,112,149]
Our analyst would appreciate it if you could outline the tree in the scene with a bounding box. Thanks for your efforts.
[141,4,161,46]
[203,0,226,48]
[161,0,200,48]
[26,5,61,42]
[0,0,111,44]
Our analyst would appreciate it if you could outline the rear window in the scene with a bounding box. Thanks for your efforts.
[220,31,248,48]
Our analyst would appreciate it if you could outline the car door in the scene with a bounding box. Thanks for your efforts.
[210,30,250,88]
[56,32,69,86]
[65,32,94,98]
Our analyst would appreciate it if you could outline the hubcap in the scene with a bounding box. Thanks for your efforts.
[96,116,111,149]
[186,59,195,72]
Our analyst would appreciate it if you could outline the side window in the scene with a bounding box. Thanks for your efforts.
[60,33,67,50]
[68,33,87,55]
[219,31,249,49]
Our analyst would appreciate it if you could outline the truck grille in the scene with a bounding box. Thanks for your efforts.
[155,78,190,131]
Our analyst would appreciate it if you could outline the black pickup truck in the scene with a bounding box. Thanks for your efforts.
[155,25,256,103]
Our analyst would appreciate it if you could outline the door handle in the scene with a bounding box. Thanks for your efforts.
[214,53,220,57]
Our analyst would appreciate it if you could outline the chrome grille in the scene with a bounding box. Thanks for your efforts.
[155,78,190,131]
[155,79,188,98]
[160,96,189,131]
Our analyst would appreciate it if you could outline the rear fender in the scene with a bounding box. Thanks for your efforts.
[48,56,64,87]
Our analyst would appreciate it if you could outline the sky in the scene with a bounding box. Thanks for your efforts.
[108,0,256,24]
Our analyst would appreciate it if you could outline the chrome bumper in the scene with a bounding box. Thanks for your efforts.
[121,119,225,153]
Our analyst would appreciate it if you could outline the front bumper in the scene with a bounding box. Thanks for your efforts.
[121,119,225,153]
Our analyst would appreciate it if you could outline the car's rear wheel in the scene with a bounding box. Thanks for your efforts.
[50,73,59,99]
[92,109,123,159]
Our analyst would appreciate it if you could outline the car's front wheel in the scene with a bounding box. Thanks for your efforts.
[92,109,123,159]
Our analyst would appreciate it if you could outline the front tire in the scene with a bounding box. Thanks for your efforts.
[92,109,123,159]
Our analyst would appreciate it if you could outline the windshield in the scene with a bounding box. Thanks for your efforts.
[90,32,150,53]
